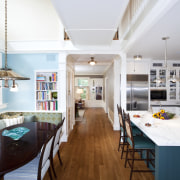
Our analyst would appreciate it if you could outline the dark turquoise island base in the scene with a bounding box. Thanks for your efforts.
[155,145,180,180]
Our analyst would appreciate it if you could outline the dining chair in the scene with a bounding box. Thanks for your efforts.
[51,117,65,177]
[124,113,155,180]
[4,135,54,180]
[117,105,142,159]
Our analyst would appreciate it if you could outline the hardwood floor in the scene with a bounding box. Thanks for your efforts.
[44,108,154,180]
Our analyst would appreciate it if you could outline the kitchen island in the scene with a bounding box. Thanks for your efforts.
[129,111,180,180]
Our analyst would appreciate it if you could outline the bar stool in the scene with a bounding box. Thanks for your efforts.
[117,105,142,159]
[124,113,155,180]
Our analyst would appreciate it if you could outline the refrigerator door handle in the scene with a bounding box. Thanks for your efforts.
[133,101,137,109]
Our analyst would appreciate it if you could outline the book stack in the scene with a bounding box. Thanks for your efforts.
[36,101,58,111]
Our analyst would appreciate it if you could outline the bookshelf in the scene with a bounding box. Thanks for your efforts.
[36,71,58,111]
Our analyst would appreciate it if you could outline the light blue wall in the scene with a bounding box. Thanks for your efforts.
[2,53,59,111]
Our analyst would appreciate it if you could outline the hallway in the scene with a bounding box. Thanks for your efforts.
[45,108,154,180]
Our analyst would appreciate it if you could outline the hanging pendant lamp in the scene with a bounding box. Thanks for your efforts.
[0,0,30,88]
[88,57,97,66]
[162,37,179,82]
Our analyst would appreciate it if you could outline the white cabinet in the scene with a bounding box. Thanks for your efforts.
[150,68,166,88]
[35,71,58,111]
[150,61,180,104]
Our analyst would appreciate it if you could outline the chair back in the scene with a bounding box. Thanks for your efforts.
[124,113,134,147]
[117,104,123,129]
[53,117,65,149]
[38,136,54,180]
[58,117,65,146]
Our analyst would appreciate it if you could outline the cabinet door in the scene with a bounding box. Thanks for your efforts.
[150,69,166,87]
[159,69,166,87]
[150,69,156,87]
[169,88,176,100]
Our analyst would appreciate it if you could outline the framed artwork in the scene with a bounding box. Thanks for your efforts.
[96,87,102,100]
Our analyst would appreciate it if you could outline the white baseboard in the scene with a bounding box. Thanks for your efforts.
[108,113,113,126]
[60,133,68,142]
[113,124,120,131]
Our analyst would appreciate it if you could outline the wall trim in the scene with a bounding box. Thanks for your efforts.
[113,124,120,131]
[60,134,68,142]
[108,112,113,126]
[5,40,123,54]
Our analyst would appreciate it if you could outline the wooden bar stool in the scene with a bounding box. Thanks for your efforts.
[117,105,142,159]
[124,113,155,180]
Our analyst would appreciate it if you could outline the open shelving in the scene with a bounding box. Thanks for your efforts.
[36,71,58,111]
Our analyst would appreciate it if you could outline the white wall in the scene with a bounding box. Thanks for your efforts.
[7,0,63,41]
[0,0,5,41]
[104,63,114,122]
[127,59,150,74]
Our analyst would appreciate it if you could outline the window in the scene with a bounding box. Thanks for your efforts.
[78,79,89,86]
[80,88,87,100]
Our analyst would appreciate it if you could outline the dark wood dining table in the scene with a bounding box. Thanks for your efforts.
[0,122,56,180]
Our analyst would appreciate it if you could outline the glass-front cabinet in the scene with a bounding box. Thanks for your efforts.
[169,70,176,100]
[150,69,166,88]
[150,61,180,104]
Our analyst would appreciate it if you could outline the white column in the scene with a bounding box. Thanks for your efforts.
[58,52,68,142]
[120,53,127,111]
[113,56,121,130]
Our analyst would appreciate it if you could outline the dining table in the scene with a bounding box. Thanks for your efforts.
[0,122,56,180]
[129,111,180,180]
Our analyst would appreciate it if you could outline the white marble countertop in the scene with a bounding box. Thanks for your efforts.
[128,111,180,146]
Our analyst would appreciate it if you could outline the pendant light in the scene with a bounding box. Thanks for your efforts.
[133,54,142,72]
[162,37,179,82]
[153,37,170,84]
[0,0,30,88]
[133,55,142,61]
[88,57,96,66]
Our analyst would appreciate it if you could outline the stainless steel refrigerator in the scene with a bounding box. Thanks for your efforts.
[126,75,149,111]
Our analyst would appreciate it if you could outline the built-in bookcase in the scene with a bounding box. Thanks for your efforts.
[36,71,58,111]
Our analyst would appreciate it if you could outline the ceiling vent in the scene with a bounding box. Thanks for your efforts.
[152,63,163,67]
[173,63,180,67]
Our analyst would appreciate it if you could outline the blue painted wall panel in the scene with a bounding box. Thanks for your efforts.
[2,53,59,111]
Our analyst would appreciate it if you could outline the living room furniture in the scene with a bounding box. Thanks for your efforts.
[0,122,56,180]
[51,118,65,177]
[4,135,54,180]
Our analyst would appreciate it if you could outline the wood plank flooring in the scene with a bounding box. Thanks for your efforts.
[44,108,154,180]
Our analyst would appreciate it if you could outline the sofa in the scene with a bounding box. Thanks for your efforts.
[0,112,63,130]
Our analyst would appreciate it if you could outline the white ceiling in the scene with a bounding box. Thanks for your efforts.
[51,0,129,46]
[70,54,116,75]
[51,0,180,75]
[127,1,180,60]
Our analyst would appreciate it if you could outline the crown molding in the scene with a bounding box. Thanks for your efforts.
[0,40,124,54]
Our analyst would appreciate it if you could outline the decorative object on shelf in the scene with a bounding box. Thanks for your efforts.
[0,0,30,88]
[52,92,57,99]
[152,109,175,120]
[88,57,97,66]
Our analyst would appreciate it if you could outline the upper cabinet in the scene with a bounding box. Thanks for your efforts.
[150,68,166,88]
[150,61,180,104]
